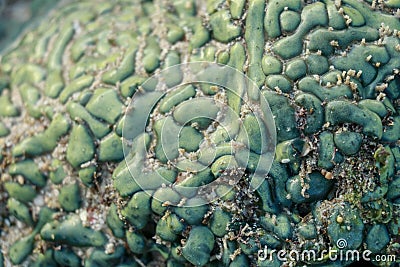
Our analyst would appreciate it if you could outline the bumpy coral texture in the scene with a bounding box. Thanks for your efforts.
[0,0,399,266]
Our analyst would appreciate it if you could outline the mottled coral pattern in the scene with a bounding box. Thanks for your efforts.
[0,0,399,266]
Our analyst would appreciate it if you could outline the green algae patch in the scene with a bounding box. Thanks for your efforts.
[59,75,94,104]
[49,159,67,184]
[0,92,19,117]
[79,166,96,186]
[298,77,352,101]
[334,131,362,156]
[318,131,343,170]
[13,114,70,157]
[210,10,241,43]
[230,0,245,19]
[66,124,95,168]
[58,183,82,211]
[273,2,328,59]
[286,172,334,203]
[359,99,388,118]
[260,214,293,240]
[173,97,219,129]
[98,133,124,162]
[9,160,46,187]
[182,226,215,266]
[285,59,307,81]
[85,246,125,267]
[280,10,301,33]
[209,207,232,237]
[7,198,34,226]
[106,203,125,239]
[237,114,270,154]
[326,100,383,138]
[40,215,107,247]
[173,198,209,225]
[263,91,299,142]
[179,126,203,152]
[265,75,292,93]
[143,37,161,73]
[245,0,266,94]
[298,223,317,240]
[151,187,181,215]
[121,191,152,230]
[262,55,282,75]
[366,224,390,253]
[9,235,35,265]
[154,117,180,163]
[294,93,324,135]
[305,54,329,75]
[4,182,37,203]
[327,204,364,250]
[159,85,196,114]
[211,155,238,177]
[102,46,137,85]
[264,0,302,39]
[86,88,123,124]
[67,101,110,138]
[54,248,81,267]
[126,231,146,254]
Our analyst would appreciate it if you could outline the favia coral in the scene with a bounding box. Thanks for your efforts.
[0,0,399,266]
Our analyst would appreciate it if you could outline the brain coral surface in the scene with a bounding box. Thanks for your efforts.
[0,0,399,266]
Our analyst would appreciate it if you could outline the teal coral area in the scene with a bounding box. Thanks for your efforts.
[0,0,400,266]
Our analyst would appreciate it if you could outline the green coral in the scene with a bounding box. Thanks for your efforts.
[182,226,215,266]
[0,0,400,266]
[40,215,107,247]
